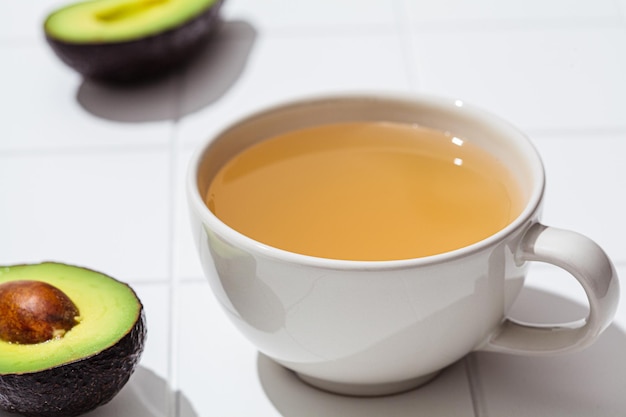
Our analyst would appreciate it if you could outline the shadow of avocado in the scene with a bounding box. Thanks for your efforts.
[86,366,197,417]
[75,366,196,417]
[258,287,626,416]
[75,19,257,123]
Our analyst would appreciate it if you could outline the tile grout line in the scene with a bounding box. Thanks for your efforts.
[165,72,186,417]
[524,125,626,139]
[247,24,399,40]
[615,0,626,22]
[407,15,624,34]
[392,0,420,91]
[167,144,180,417]
[0,142,171,158]
[464,354,489,417]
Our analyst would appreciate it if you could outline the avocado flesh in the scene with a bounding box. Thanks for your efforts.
[44,0,219,43]
[43,0,224,82]
[0,263,140,374]
[0,262,146,417]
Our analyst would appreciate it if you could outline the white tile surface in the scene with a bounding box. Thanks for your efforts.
[0,148,172,281]
[174,144,205,281]
[410,25,626,131]
[0,44,175,151]
[0,0,61,41]
[132,283,173,380]
[222,0,398,33]
[177,30,413,146]
[533,131,626,264]
[2,0,626,416]
[402,0,621,23]
[175,281,276,416]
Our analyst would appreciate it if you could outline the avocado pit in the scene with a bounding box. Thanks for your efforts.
[0,280,80,345]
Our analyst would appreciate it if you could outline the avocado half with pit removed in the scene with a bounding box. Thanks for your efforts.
[0,262,146,417]
[43,0,225,82]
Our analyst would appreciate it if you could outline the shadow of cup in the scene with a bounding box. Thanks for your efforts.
[258,287,626,416]
[75,19,257,123]
[258,353,474,417]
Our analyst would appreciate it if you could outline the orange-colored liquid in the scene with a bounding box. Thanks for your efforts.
[206,122,523,260]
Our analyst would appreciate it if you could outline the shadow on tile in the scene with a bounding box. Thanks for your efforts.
[257,287,626,416]
[471,286,626,416]
[75,19,257,123]
[258,354,476,417]
[86,366,198,417]
[0,366,197,417]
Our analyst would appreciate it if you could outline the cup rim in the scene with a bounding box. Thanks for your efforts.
[187,91,546,270]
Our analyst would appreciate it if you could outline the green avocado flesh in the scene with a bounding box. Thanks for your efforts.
[0,262,141,375]
[44,0,218,43]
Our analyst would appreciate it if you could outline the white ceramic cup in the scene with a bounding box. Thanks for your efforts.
[187,93,619,396]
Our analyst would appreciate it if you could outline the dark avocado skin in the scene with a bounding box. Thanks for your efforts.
[0,307,146,417]
[46,0,224,83]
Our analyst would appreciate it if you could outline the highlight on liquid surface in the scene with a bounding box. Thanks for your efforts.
[206,122,524,261]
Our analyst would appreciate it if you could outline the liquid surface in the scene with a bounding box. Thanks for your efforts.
[206,122,523,261]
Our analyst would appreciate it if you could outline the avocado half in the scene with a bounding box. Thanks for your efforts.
[43,0,225,82]
[0,262,146,417]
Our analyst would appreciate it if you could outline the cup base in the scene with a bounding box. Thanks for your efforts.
[295,370,441,397]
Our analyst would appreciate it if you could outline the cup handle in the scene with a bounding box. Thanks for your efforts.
[482,223,619,355]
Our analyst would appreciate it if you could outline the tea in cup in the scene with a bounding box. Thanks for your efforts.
[206,121,524,261]
[187,93,619,396]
